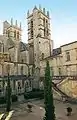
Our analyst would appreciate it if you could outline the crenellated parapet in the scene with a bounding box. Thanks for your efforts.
[27,5,50,18]
[3,18,22,41]
[10,18,22,30]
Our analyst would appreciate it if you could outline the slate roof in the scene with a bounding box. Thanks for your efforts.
[19,42,29,52]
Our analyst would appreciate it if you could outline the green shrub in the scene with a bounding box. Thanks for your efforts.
[24,90,44,99]
[0,96,6,104]
[11,95,18,102]
[0,95,18,104]
[32,88,40,92]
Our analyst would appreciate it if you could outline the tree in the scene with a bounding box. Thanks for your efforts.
[6,73,11,112]
[44,60,55,120]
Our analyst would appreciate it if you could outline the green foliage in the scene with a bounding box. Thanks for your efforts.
[11,95,18,102]
[6,73,11,112]
[44,61,55,120]
[24,90,44,99]
[0,96,6,104]
[0,95,18,104]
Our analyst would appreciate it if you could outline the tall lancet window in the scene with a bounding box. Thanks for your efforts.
[17,31,19,39]
[43,18,45,26]
[31,19,33,38]
[14,30,16,38]
[0,43,2,52]
[8,30,10,37]
[21,66,23,75]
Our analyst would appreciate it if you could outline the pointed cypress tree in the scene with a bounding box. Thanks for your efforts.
[44,60,55,120]
[6,73,11,112]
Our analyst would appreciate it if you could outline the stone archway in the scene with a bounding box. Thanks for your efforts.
[17,80,22,94]
[24,80,32,92]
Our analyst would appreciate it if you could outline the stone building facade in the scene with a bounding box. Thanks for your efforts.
[0,5,77,98]
[27,5,77,98]
[27,6,53,88]
[0,19,32,95]
[40,41,77,98]
[40,41,77,77]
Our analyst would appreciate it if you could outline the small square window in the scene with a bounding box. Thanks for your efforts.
[66,51,70,61]
[42,53,44,59]
[58,68,61,76]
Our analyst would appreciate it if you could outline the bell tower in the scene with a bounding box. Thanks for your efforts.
[27,5,52,63]
[3,18,22,42]
[27,5,53,89]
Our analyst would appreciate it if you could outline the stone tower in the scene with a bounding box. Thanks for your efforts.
[3,19,22,75]
[3,18,22,42]
[27,5,53,89]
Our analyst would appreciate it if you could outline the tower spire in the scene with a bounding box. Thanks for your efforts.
[39,4,42,11]
[43,8,45,14]
[20,22,21,29]
[33,5,37,12]
[47,11,49,17]
[15,20,17,26]
[11,18,13,26]
[27,10,29,17]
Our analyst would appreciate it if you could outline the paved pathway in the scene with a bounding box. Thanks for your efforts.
[10,100,77,120]
[1,99,77,120]
[9,102,44,120]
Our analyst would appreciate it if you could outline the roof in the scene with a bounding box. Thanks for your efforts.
[20,42,29,52]
[7,25,21,31]
[27,6,50,19]
[61,41,77,47]
[40,47,62,61]
[52,47,61,57]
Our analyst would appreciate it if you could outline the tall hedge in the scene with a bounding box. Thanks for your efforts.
[44,61,55,120]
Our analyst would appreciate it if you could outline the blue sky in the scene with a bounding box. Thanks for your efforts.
[0,0,77,48]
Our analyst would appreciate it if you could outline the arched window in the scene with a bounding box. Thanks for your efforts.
[44,28,45,37]
[21,59,23,63]
[31,20,33,38]
[18,81,21,91]
[21,66,23,75]
[43,18,45,26]
[8,30,10,37]
[66,51,70,61]
[47,29,49,36]
[6,64,10,74]
[31,20,33,27]
[17,31,19,39]
[9,55,11,62]
[46,19,48,28]
[58,68,61,76]
[14,30,16,38]
[42,53,44,59]
[0,43,2,52]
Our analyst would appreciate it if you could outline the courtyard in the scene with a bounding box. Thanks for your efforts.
[0,99,77,120]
